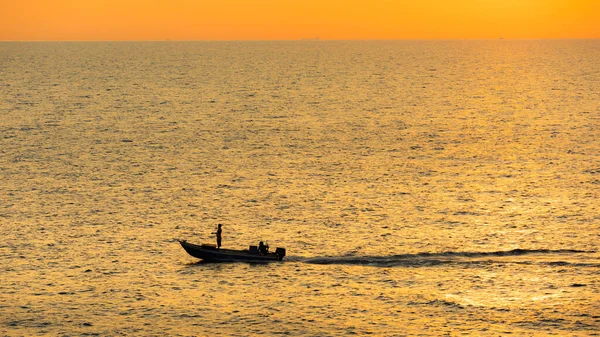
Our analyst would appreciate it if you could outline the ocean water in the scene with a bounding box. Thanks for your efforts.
[0,40,599,336]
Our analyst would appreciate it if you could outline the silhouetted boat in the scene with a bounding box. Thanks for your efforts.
[179,240,286,262]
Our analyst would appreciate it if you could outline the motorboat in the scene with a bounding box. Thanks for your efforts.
[179,240,286,262]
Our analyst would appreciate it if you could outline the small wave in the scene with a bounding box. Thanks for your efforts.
[421,248,589,258]
[303,249,593,267]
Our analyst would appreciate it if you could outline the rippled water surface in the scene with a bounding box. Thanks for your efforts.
[1,40,599,336]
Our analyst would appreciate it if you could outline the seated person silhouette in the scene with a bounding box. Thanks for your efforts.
[258,241,269,254]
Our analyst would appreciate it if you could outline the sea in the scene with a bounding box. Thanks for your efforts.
[0,40,599,336]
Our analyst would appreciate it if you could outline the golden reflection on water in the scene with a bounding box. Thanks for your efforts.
[0,40,599,336]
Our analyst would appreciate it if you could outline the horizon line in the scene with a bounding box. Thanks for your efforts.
[1,37,598,43]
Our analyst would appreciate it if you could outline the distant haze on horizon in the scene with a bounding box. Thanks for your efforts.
[1,0,598,41]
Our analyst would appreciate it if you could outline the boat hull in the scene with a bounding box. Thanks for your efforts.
[179,240,285,262]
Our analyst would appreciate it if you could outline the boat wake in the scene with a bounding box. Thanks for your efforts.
[301,249,597,268]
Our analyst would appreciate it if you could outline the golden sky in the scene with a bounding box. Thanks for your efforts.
[1,0,598,41]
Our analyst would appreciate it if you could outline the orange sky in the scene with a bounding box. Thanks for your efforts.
[1,0,598,41]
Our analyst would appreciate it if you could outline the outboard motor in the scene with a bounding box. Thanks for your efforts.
[275,247,286,261]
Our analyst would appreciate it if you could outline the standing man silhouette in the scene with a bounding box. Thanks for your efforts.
[214,224,222,248]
